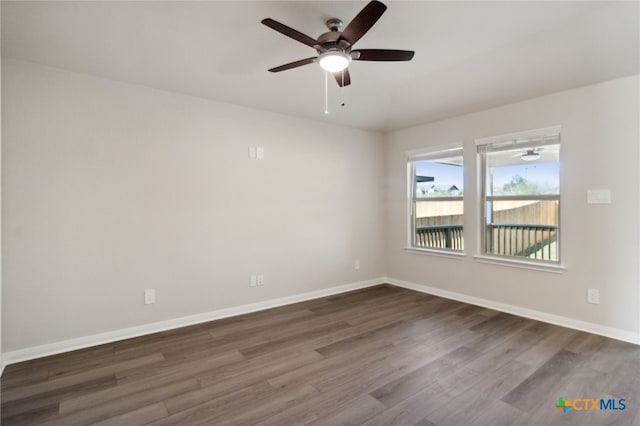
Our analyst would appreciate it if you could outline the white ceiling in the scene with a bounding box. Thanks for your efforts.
[2,1,638,132]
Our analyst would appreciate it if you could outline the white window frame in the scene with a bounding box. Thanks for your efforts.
[406,144,465,257]
[475,126,564,271]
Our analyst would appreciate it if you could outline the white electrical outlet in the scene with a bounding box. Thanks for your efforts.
[144,289,156,305]
[256,147,264,159]
[248,147,257,159]
[354,259,360,270]
[250,275,257,287]
[257,274,264,286]
[587,288,600,304]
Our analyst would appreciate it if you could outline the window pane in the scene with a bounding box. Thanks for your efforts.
[478,131,560,263]
[415,155,463,199]
[414,200,464,250]
[410,149,464,252]
[486,143,559,196]
[485,199,559,261]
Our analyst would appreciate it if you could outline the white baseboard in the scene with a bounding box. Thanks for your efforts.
[2,277,385,366]
[4,275,637,367]
[385,277,640,345]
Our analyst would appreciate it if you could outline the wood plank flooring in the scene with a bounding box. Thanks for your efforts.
[2,285,639,425]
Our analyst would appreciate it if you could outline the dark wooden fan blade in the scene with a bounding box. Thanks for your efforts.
[339,1,387,46]
[352,49,415,61]
[261,18,318,48]
[333,68,351,87]
[268,57,317,72]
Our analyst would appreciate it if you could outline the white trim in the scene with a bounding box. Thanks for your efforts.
[474,255,566,273]
[405,142,463,160]
[5,275,638,365]
[3,277,385,365]
[385,277,640,345]
[404,247,466,260]
[474,125,562,147]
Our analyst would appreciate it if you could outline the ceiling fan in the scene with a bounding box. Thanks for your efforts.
[515,148,544,161]
[261,0,415,87]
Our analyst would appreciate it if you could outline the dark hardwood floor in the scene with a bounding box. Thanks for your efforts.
[1,285,639,425]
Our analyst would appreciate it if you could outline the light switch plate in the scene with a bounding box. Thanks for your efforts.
[144,289,156,305]
[587,189,611,204]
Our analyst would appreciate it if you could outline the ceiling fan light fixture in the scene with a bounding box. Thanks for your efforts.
[521,151,540,161]
[318,51,350,72]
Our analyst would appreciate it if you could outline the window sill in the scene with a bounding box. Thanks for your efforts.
[474,255,566,273]
[404,247,466,260]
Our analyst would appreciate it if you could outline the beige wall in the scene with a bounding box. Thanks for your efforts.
[2,58,638,355]
[385,75,640,335]
[2,59,385,352]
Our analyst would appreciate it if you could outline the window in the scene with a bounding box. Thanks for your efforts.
[408,146,464,252]
[477,128,560,263]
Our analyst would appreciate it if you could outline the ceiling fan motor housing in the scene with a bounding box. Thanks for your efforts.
[326,18,344,32]
[317,30,351,53]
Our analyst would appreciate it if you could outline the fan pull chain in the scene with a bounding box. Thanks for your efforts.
[324,71,329,114]
[341,70,345,107]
